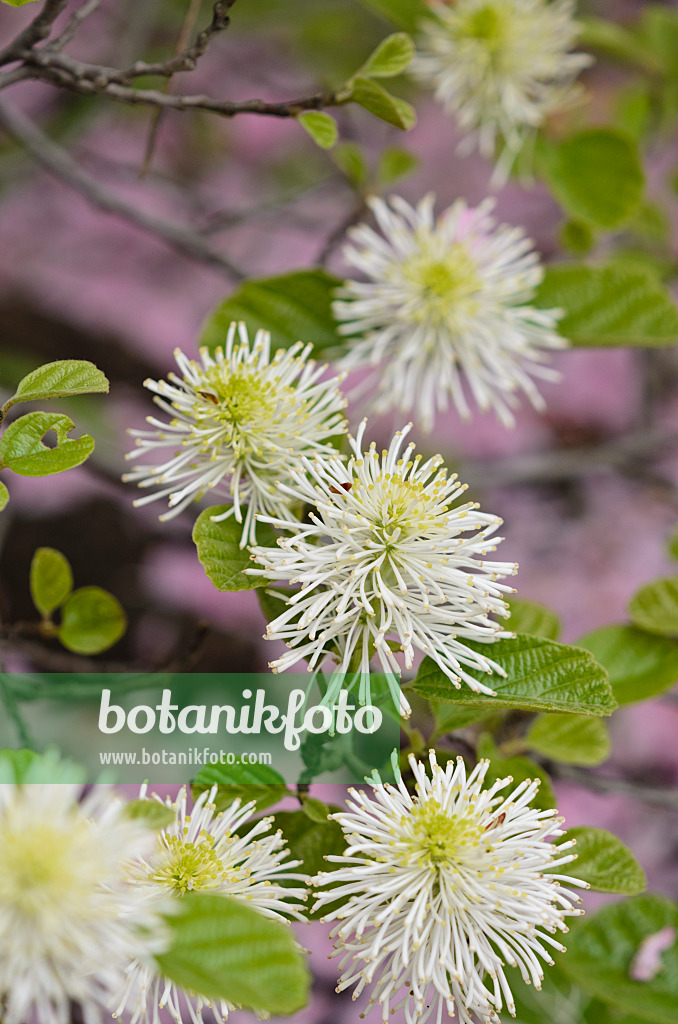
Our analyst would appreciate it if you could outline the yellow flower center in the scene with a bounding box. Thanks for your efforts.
[150,832,230,894]
[201,366,277,427]
[404,798,485,868]
[402,242,481,327]
[0,822,81,916]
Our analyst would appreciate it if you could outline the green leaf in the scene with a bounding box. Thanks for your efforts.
[578,17,660,73]
[257,586,295,624]
[359,32,414,77]
[0,412,95,476]
[30,547,73,619]
[576,625,678,705]
[559,220,595,256]
[640,6,678,78]
[297,111,338,149]
[353,0,427,33]
[539,130,644,229]
[409,635,616,717]
[629,577,678,637]
[0,747,85,784]
[1,1,41,7]
[157,893,310,1016]
[506,598,561,640]
[559,894,678,1023]
[300,796,332,824]
[124,799,176,829]
[332,141,369,186]
[477,734,556,812]
[668,525,678,561]
[350,77,416,129]
[377,146,419,184]
[429,702,493,735]
[193,507,275,591]
[275,808,346,879]
[568,827,646,895]
[200,270,342,355]
[0,481,8,511]
[4,359,108,412]
[0,748,41,781]
[526,713,611,766]
[57,586,126,654]
[192,760,289,814]
[534,264,678,347]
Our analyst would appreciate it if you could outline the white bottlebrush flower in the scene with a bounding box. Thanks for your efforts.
[249,421,517,717]
[412,0,591,172]
[0,782,165,1024]
[124,321,347,546]
[115,784,306,1024]
[314,751,587,1024]
[334,194,565,432]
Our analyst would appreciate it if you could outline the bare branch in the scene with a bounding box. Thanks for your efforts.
[0,0,68,68]
[45,0,103,53]
[0,98,244,278]
[550,762,678,811]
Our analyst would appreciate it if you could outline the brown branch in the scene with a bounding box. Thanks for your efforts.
[0,0,68,68]
[550,762,678,811]
[44,0,103,53]
[0,97,244,279]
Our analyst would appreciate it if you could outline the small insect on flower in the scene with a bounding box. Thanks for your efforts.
[114,784,307,1024]
[314,751,587,1024]
[248,421,517,717]
[0,780,165,1024]
[412,0,592,177]
[124,321,348,547]
[334,193,566,432]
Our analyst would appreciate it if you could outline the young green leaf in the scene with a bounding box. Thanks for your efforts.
[629,576,678,637]
[332,141,369,187]
[1,1,41,7]
[477,734,556,812]
[57,586,127,654]
[576,624,678,704]
[30,547,73,618]
[506,598,561,640]
[200,270,342,355]
[359,33,414,78]
[350,77,416,129]
[4,359,108,412]
[539,129,644,229]
[191,761,289,814]
[559,220,595,256]
[567,827,646,895]
[193,507,275,591]
[157,893,311,1016]
[410,635,616,717]
[353,0,427,33]
[534,263,678,347]
[526,713,611,766]
[0,412,95,476]
[300,796,332,824]
[297,111,338,149]
[559,894,678,1023]
[377,146,419,184]
[0,481,8,511]
[124,799,176,830]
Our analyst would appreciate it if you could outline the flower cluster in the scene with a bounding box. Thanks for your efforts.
[124,321,347,546]
[413,0,592,175]
[314,751,586,1024]
[250,420,517,716]
[115,785,306,1024]
[334,194,565,431]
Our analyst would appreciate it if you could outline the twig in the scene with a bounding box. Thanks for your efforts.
[44,0,103,52]
[318,199,368,266]
[0,98,244,278]
[550,762,678,810]
[0,0,68,67]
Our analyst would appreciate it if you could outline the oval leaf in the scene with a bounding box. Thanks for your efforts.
[350,76,416,129]
[526,713,611,766]
[360,32,414,77]
[157,892,311,1016]
[568,826,646,895]
[58,586,127,654]
[0,412,95,476]
[559,894,678,1024]
[192,760,289,814]
[193,506,275,590]
[200,270,342,355]
[629,577,678,637]
[506,598,561,640]
[297,111,338,149]
[30,547,73,618]
[353,0,427,33]
[540,129,644,229]
[534,264,678,347]
[576,624,678,704]
[124,798,176,829]
[409,635,616,717]
[275,808,347,918]
[6,359,108,411]
[0,481,8,511]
